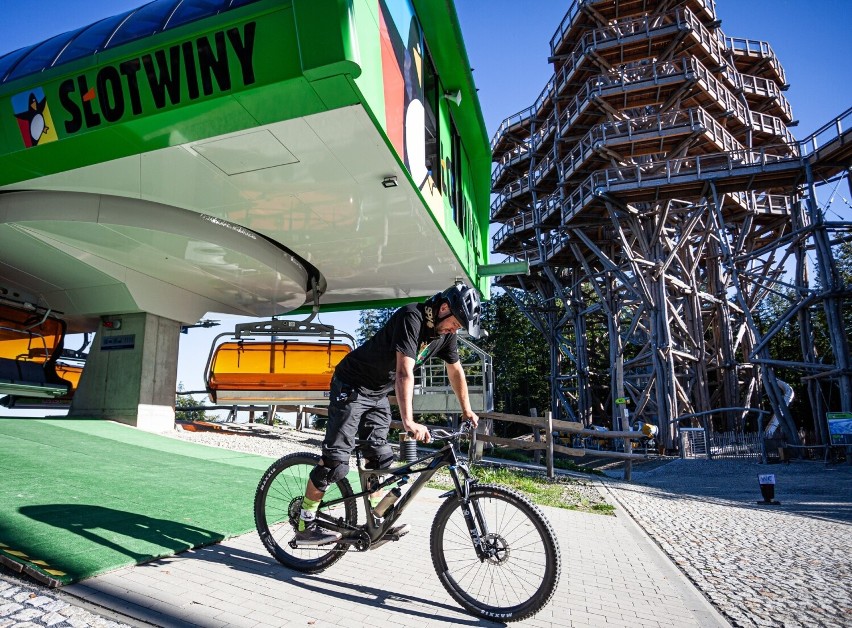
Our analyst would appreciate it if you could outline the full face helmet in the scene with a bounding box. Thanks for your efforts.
[439,283,481,339]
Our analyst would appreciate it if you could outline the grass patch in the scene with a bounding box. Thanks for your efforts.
[427,464,614,516]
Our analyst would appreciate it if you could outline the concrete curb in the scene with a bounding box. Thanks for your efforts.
[596,478,732,627]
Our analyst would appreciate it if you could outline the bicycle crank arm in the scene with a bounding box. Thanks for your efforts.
[337,529,371,551]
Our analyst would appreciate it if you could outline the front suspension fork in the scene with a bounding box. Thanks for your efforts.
[448,464,492,561]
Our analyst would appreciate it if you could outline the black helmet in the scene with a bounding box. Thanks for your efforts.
[441,283,481,338]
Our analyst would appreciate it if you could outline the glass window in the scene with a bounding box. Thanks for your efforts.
[54,12,133,64]
[451,121,465,234]
[423,44,440,193]
[165,0,228,30]
[0,46,36,82]
[6,30,82,81]
[105,0,181,49]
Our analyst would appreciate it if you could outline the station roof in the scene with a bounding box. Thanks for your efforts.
[0,0,260,85]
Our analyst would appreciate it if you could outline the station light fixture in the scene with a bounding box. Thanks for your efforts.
[443,90,462,106]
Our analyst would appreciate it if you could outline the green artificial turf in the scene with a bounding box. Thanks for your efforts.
[0,417,275,584]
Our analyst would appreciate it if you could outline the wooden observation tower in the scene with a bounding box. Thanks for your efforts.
[490,0,852,449]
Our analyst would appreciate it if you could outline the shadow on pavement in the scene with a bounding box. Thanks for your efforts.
[167,543,501,626]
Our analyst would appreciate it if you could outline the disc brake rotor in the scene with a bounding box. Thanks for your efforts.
[483,532,510,565]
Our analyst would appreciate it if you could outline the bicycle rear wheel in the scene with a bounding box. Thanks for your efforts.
[254,452,356,573]
[430,484,560,622]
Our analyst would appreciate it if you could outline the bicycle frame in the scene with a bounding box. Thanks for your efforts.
[315,433,492,558]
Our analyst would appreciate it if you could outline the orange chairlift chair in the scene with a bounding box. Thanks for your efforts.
[204,319,355,406]
[0,301,75,407]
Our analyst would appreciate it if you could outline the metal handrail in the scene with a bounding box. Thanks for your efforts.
[558,106,745,182]
[548,143,804,228]
[490,178,534,219]
[550,0,718,54]
[751,111,796,146]
[731,71,793,122]
[723,35,787,86]
[555,58,694,137]
[688,56,750,128]
[594,143,801,192]
[490,78,556,150]
[414,336,493,414]
[498,7,740,156]
[493,211,537,251]
[549,0,585,53]
[798,106,852,154]
[551,7,728,100]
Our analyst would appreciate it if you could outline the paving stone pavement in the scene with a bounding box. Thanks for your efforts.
[57,486,726,627]
[4,426,849,627]
[0,485,726,627]
[600,458,852,628]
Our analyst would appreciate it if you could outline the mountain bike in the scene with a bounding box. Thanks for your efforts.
[254,423,561,622]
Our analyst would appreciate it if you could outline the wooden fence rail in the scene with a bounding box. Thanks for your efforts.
[477,411,646,480]
[289,406,646,480]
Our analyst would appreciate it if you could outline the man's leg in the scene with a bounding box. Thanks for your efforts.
[357,397,394,508]
[296,377,360,545]
[358,398,409,537]
[358,396,394,469]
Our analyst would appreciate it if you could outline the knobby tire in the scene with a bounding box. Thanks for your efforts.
[254,452,356,573]
[430,484,560,622]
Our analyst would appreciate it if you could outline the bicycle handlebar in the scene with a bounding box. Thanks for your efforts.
[408,421,472,442]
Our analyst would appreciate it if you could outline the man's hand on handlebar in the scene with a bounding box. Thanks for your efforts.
[462,409,479,429]
[404,420,431,444]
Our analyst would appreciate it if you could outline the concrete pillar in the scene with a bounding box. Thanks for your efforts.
[69,312,180,432]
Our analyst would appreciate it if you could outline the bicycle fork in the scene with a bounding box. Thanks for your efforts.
[447,464,495,563]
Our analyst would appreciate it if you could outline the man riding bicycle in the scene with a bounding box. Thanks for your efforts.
[296,282,482,545]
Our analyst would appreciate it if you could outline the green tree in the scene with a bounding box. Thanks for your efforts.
[834,241,852,287]
[175,382,208,421]
[356,308,394,344]
[478,291,550,421]
[754,239,852,435]
[754,288,808,429]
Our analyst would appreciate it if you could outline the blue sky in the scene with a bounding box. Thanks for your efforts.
[2,1,850,405]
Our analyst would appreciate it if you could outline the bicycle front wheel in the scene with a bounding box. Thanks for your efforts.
[430,484,560,622]
[254,452,356,573]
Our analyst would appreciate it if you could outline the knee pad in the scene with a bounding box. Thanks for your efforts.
[310,458,349,492]
[363,444,394,470]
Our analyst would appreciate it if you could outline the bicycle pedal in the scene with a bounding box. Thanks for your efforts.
[386,523,410,540]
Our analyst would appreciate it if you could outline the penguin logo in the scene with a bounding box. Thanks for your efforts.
[12,87,59,148]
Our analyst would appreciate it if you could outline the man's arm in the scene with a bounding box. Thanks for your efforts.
[446,360,479,428]
[395,351,431,442]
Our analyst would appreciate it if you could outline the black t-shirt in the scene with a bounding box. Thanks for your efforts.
[335,303,459,394]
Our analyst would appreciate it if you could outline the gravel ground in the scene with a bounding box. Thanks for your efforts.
[167,422,327,458]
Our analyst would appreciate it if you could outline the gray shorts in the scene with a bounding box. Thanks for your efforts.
[322,375,394,469]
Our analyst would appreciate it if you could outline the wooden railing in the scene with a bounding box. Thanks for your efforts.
[294,406,647,480]
[475,411,647,480]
